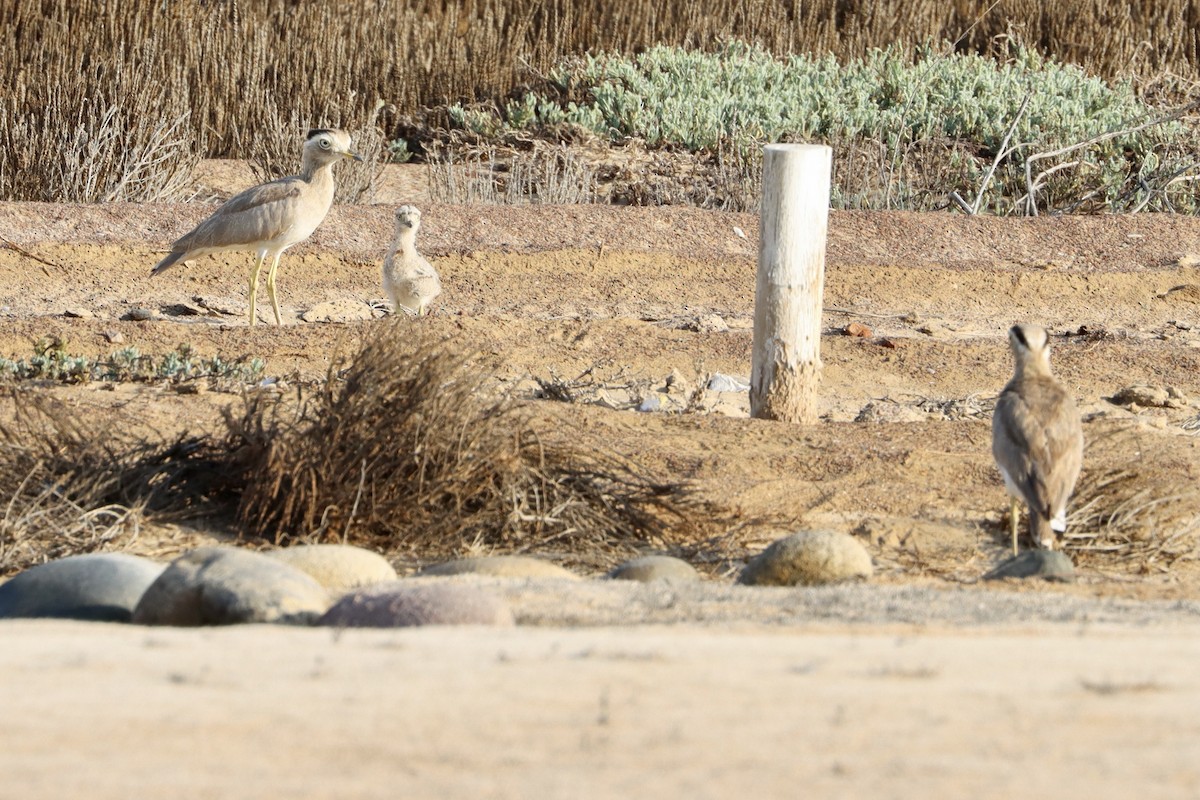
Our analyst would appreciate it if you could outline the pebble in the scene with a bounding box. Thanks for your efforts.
[855,401,928,423]
[267,544,398,593]
[607,555,700,584]
[132,546,330,626]
[0,553,165,622]
[1109,384,1186,409]
[694,313,729,333]
[420,556,579,580]
[191,296,245,317]
[844,322,872,337]
[983,550,1075,582]
[739,530,874,587]
[706,373,750,393]
[318,582,514,628]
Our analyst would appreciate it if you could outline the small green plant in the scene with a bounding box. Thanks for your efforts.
[386,138,413,163]
[0,340,264,389]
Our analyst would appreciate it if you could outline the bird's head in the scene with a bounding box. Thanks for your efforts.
[1007,323,1053,375]
[304,128,363,166]
[394,204,423,233]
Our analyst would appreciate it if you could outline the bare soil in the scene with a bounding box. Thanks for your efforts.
[3,164,1199,594]
[5,619,1200,800]
[3,163,1200,797]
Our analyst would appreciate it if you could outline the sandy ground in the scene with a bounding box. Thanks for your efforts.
[4,616,1200,799]
[3,162,1200,796]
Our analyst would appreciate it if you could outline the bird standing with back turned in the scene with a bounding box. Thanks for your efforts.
[991,323,1084,556]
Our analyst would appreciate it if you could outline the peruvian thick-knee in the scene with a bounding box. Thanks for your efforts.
[151,129,362,325]
[991,324,1084,555]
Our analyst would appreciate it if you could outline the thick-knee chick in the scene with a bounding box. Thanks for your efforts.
[382,205,441,316]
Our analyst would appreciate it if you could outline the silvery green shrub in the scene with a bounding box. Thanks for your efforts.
[448,40,1197,213]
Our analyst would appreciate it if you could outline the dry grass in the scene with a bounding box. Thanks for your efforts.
[7,0,1200,204]
[426,134,764,209]
[0,63,203,202]
[0,329,725,577]
[7,0,1200,162]
[224,324,718,569]
[0,390,233,576]
[1064,429,1200,571]
[428,141,600,205]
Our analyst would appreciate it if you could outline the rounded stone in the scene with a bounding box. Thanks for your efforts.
[984,550,1075,582]
[420,556,579,580]
[607,555,700,584]
[738,530,874,587]
[132,546,330,626]
[318,582,514,628]
[0,553,165,622]
[266,544,397,592]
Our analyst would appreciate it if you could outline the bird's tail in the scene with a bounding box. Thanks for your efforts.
[151,250,185,275]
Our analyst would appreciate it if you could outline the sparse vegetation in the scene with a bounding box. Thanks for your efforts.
[6,0,1200,209]
[1066,448,1200,572]
[443,41,1200,212]
[0,328,722,576]
[0,339,264,390]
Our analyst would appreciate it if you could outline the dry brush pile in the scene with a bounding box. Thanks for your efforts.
[224,326,714,566]
[0,393,227,575]
[0,327,719,577]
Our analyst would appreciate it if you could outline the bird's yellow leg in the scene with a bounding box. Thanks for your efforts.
[248,252,267,326]
[265,252,284,325]
[1009,497,1020,556]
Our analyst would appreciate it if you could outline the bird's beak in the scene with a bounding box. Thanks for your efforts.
[343,150,363,163]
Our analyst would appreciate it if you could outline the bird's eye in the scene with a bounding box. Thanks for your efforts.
[320,138,331,150]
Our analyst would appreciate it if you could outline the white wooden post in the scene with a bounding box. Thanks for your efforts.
[750,143,831,423]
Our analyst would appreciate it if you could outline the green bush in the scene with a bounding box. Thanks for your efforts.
[450,41,1197,213]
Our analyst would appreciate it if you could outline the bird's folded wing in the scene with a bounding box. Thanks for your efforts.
[174,179,303,250]
[413,258,440,278]
[994,393,1054,517]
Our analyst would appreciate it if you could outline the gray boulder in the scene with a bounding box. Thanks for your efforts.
[0,553,165,622]
[318,582,514,628]
[984,550,1075,582]
[607,555,700,584]
[132,547,330,626]
[266,544,397,592]
[420,556,579,580]
[739,530,873,586]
